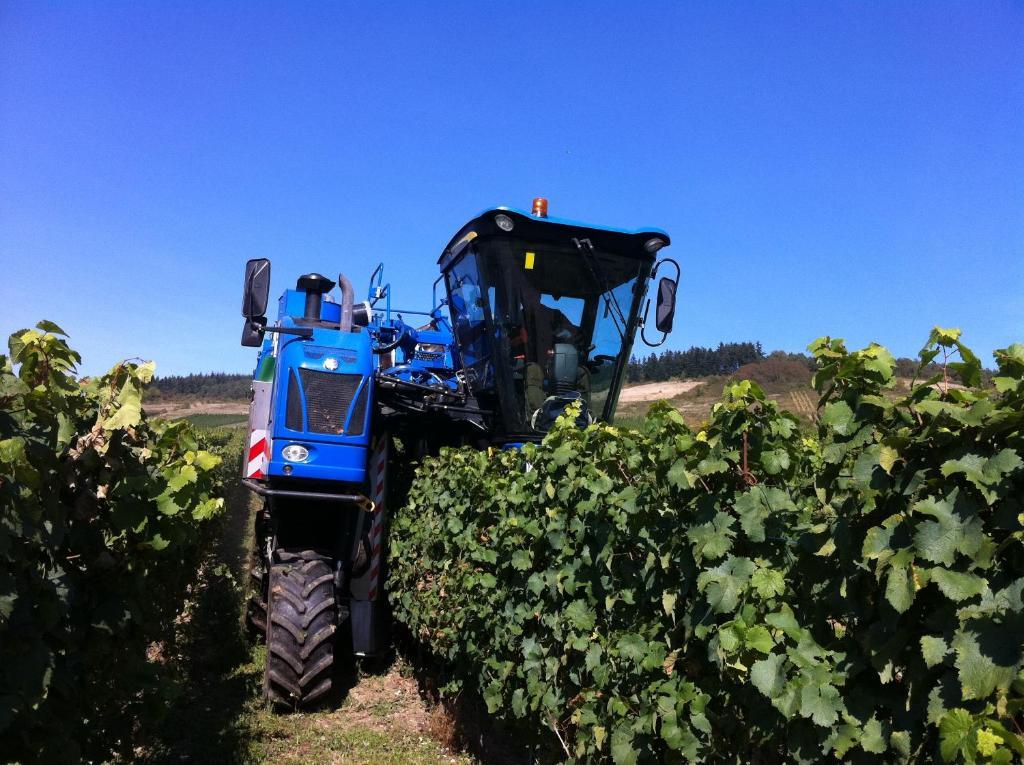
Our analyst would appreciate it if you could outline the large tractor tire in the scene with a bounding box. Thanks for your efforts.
[264,549,337,709]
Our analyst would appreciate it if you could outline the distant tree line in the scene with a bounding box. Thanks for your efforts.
[626,342,766,382]
[148,372,251,401]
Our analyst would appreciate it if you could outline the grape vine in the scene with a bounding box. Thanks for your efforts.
[389,328,1024,763]
[0,322,229,763]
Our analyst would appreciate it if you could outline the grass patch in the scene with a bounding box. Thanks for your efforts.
[253,717,465,765]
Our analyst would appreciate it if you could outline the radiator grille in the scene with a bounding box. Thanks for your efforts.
[297,368,362,435]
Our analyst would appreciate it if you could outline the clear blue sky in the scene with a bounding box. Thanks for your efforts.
[1,2,1021,377]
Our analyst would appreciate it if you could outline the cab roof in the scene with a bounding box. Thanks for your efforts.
[438,206,670,271]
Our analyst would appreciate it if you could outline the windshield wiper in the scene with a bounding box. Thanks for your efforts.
[573,237,627,340]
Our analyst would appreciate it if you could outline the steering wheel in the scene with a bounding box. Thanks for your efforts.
[371,324,408,354]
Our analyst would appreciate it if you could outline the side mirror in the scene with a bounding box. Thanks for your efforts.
[641,257,680,348]
[241,259,270,348]
[242,258,271,319]
[655,276,677,333]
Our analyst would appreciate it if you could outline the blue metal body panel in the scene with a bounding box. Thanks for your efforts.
[280,289,343,324]
[265,295,374,486]
[266,439,369,483]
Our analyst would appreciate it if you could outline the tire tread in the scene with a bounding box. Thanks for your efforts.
[264,549,336,710]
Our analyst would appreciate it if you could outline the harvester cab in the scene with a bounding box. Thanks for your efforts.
[439,201,677,441]
[238,199,678,710]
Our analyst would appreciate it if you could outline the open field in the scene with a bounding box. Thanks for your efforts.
[145,399,250,421]
[617,379,706,403]
[145,399,249,419]
[175,412,250,427]
[617,377,746,426]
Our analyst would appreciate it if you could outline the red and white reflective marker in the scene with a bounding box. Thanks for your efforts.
[246,429,269,479]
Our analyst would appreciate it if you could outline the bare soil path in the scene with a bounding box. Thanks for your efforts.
[618,379,705,403]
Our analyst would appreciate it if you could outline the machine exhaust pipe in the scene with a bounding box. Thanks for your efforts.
[337,273,355,332]
[304,292,321,321]
[297,273,335,321]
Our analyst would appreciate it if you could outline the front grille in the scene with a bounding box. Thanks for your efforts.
[297,368,362,435]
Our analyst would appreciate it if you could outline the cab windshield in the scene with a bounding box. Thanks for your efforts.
[447,236,645,435]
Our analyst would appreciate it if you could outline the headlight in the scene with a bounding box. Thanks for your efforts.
[281,444,309,463]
